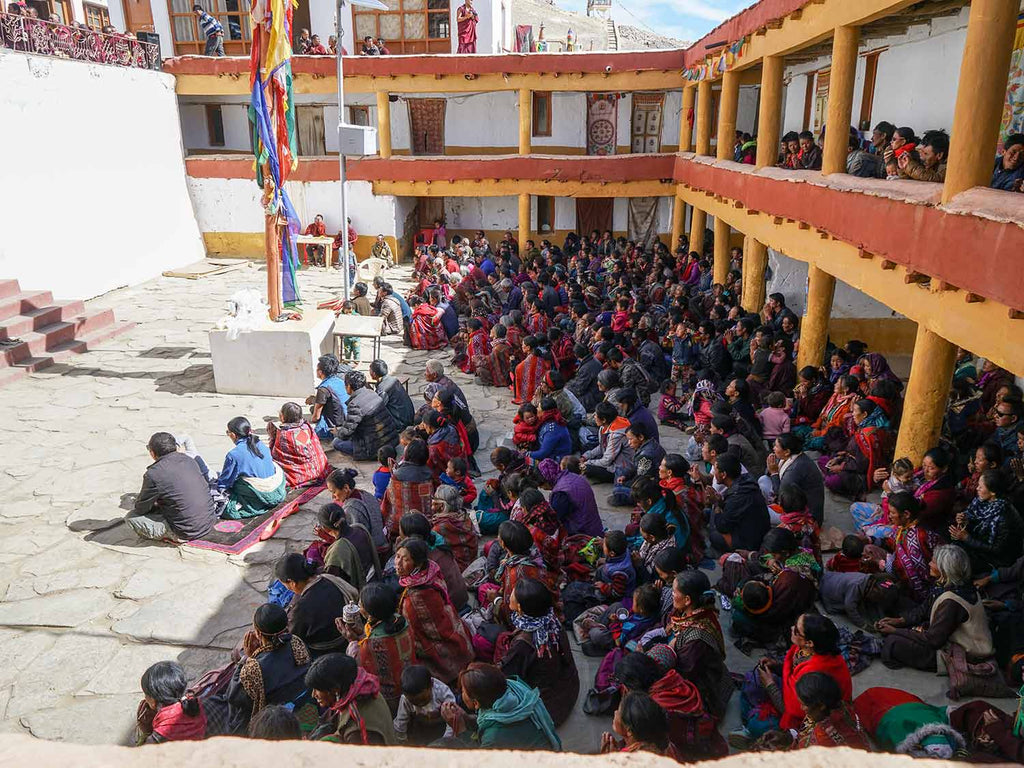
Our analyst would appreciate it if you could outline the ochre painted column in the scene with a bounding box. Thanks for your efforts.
[713,217,731,285]
[743,238,768,312]
[943,0,1020,202]
[695,80,712,156]
[518,193,530,250]
[894,325,958,466]
[755,56,784,169]
[716,69,740,161]
[822,25,860,175]
[376,91,392,159]
[518,88,532,156]
[670,196,685,252]
[689,207,706,256]
[796,266,836,370]
[679,85,696,152]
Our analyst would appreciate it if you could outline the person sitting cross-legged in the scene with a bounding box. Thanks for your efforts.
[125,432,218,543]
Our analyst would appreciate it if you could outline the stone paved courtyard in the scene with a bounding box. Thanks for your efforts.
[0,263,1011,750]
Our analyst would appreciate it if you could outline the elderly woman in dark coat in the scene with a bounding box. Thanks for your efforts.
[331,370,398,461]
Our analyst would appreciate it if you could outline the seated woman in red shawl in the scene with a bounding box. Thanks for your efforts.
[355,582,417,716]
[381,439,434,541]
[791,366,832,426]
[409,296,447,351]
[429,485,479,572]
[267,402,330,487]
[523,298,550,336]
[735,614,852,746]
[474,323,514,387]
[753,672,869,751]
[421,410,465,484]
[818,398,890,500]
[511,336,548,405]
[614,648,727,760]
[494,520,561,623]
[456,318,491,375]
[878,492,940,601]
[794,374,858,452]
[394,538,474,688]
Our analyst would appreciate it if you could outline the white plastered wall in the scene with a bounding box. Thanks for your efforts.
[186,177,399,240]
[766,249,902,319]
[0,53,204,299]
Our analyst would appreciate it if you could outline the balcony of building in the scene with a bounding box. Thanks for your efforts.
[0,9,160,68]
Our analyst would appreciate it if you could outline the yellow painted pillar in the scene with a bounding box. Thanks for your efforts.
[716,69,740,161]
[796,266,836,370]
[822,25,860,175]
[755,56,784,169]
[695,80,712,156]
[670,196,685,252]
[942,0,1020,202]
[376,91,392,160]
[518,88,532,156]
[894,325,958,466]
[713,217,731,285]
[518,193,530,250]
[689,207,706,256]
[743,238,769,312]
[679,85,696,152]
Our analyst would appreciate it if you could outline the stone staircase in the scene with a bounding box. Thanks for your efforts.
[0,279,134,387]
[605,18,618,50]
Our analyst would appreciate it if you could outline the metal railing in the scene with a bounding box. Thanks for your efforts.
[0,13,160,70]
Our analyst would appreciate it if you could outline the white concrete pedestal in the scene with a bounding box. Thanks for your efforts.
[209,309,336,397]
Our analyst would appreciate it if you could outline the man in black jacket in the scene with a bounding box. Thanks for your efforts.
[761,432,826,523]
[126,433,217,542]
[710,453,770,553]
[696,320,732,384]
[567,343,602,412]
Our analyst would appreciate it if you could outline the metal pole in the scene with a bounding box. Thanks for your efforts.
[336,0,350,302]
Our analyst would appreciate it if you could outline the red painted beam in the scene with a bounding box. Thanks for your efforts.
[163,48,686,78]
[671,158,1024,312]
[681,0,808,68]
[185,153,677,184]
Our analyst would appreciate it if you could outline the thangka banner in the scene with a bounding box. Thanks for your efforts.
[587,93,618,156]
[249,0,301,305]
[999,15,1024,146]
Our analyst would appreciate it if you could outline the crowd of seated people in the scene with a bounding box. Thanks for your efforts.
[768,120,1023,191]
[132,226,1024,759]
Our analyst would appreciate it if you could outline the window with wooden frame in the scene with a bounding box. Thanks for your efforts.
[532,92,552,137]
[167,0,251,56]
[205,105,225,147]
[858,50,883,132]
[537,196,555,234]
[83,2,109,29]
[50,0,75,25]
[351,0,451,56]
[349,105,371,127]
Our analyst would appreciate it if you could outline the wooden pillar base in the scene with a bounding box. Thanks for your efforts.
[713,217,731,285]
[743,238,768,312]
[893,325,958,466]
[796,266,835,370]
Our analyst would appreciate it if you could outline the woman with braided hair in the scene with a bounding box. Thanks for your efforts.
[307,653,397,743]
[220,603,313,735]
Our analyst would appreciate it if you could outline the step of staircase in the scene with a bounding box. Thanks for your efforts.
[0,320,134,387]
[0,279,21,301]
[0,278,134,387]
[0,300,87,340]
[0,290,55,322]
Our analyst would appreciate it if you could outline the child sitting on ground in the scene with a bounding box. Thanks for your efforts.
[826,534,881,573]
[373,446,396,501]
[595,530,637,602]
[758,391,792,443]
[657,379,687,427]
[611,298,630,333]
[631,512,675,583]
[850,457,917,540]
[439,457,477,506]
[396,426,417,461]
[393,664,456,745]
[577,583,664,656]
[512,403,540,450]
